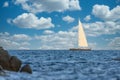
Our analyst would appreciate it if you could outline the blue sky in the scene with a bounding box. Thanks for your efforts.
[0,0,120,50]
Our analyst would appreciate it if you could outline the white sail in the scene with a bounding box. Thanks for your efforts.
[78,20,88,47]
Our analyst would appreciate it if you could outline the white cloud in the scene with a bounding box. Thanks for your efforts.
[0,38,19,49]
[3,1,9,7]
[92,4,120,21]
[12,34,31,41]
[69,0,81,10]
[12,13,54,29]
[70,21,120,37]
[63,15,75,23]
[84,15,91,21]
[108,37,120,50]
[43,30,54,34]
[0,32,31,49]
[14,0,81,13]
[84,21,120,36]
[18,47,30,50]
[0,32,9,36]
[35,31,77,50]
[21,42,30,46]
[7,18,12,24]
[35,30,98,50]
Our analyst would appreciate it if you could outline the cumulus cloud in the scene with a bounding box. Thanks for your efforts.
[7,18,12,24]
[92,4,120,21]
[3,1,9,7]
[0,32,31,49]
[12,34,31,41]
[43,30,54,34]
[12,13,54,29]
[0,32,9,36]
[18,47,30,50]
[21,42,30,46]
[108,37,120,50]
[14,0,81,13]
[84,15,91,21]
[70,21,120,37]
[0,31,96,50]
[0,39,19,49]
[35,31,77,49]
[84,21,120,36]
[63,15,75,23]
[34,29,97,50]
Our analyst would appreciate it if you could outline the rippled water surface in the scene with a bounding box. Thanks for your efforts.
[1,50,120,80]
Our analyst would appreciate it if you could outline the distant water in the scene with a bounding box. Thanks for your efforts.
[0,50,120,80]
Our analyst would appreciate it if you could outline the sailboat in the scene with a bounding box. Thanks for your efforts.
[70,19,91,51]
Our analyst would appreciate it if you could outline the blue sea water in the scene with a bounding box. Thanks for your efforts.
[0,50,120,80]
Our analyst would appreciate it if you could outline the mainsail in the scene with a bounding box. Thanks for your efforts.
[69,19,91,50]
[78,20,88,47]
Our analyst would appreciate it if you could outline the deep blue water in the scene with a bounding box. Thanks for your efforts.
[0,50,120,80]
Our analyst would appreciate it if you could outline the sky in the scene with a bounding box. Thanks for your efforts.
[0,0,120,50]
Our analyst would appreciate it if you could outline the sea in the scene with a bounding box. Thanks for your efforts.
[0,50,120,80]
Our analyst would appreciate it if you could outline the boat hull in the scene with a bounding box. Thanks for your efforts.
[69,48,91,51]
